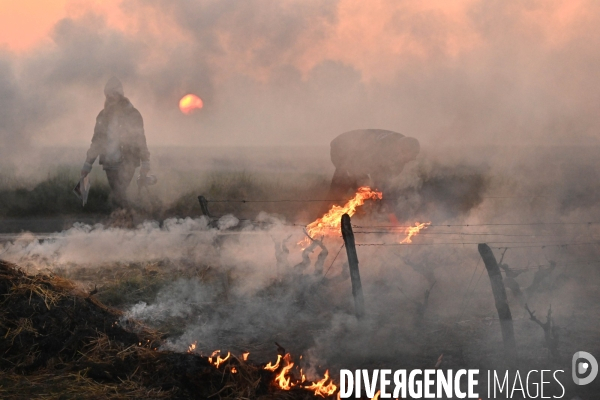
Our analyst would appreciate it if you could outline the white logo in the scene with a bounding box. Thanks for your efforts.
[572,351,598,385]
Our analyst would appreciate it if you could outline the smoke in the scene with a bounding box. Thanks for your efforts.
[2,1,600,388]
[1,0,600,163]
[2,145,597,374]
[389,156,490,222]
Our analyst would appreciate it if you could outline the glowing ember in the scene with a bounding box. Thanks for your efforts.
[179,94,203,114]
[304,370,338,397]
[187,342,197,353]
[400,221,431,244]
[242,351,250,361]
[303,186,382,245]
[231,366,238,374]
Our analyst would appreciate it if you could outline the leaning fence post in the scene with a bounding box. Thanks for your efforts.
[478,243,517,364]
[341,213,365,319]
[198,196,210,218]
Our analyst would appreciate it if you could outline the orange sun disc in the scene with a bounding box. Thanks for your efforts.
[179,94,203,114]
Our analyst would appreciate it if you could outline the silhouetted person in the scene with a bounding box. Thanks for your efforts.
[80,77,150,208]
[327,129,420,200]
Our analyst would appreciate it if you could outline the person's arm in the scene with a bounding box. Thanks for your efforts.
[130,108,150,176]
[81,111,106,177]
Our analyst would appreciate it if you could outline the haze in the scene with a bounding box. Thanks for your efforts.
[0,0,598,157]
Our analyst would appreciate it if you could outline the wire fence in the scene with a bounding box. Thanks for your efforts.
[204,195,554,203]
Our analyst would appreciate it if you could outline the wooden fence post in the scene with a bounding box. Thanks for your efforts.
[341,213,365,319]
[198,196,210,218]
[478,243,517,364]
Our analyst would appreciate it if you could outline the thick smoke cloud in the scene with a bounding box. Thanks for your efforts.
[2,4,600,394]
[1,0,599,162]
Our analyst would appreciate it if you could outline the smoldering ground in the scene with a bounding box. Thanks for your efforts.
[2,145,600,398]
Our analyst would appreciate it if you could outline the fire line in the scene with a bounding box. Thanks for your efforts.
[302,186,383,246]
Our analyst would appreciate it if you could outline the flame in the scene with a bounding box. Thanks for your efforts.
[372,390,381,400]
[208,350,230,368]
[264,353,342,397]
[274,354,295,390]
[179,94,203,114]
[264,354,282,371]
[400,221,431,243]
[304,370,338,397]
[188,349,344,398]
[303,186,382,245]
[188,342,197,353]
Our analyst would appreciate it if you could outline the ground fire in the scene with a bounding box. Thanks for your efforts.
[186,345,341,397]
[3,2,600,399]
[263,352,338,396]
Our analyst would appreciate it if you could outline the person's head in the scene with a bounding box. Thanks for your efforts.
[104,77,124,103]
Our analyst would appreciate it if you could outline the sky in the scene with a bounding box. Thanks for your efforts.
[0,0,599,151]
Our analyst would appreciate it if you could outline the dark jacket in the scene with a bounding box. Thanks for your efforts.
[327,129,420,198]
[85,97,150,169]
[330,129,419,181]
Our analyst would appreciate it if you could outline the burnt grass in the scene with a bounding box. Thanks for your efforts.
[3,255,600,398]
[0,260,322,400]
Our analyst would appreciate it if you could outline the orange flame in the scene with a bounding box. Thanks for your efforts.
[400,221,431,243]
[264,353,342,396]
[274,354,295,390]
[208,350,230,368]
[264,354,282,371]
[304,370,338,397]
[242,351,250,361]
[231,366,238,374]
[372,390,381,400]
[303,186,382,245]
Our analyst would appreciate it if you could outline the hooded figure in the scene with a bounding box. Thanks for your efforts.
[80,77,150,208]
[327,129,419,200]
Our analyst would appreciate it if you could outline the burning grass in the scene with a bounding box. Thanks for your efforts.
[302,186,382,246]
[0,260,341,399]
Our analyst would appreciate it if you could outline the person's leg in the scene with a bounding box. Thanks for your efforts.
[105,164,136,208]
[105,169,122,207]
[314,167,357,217]
[113,163,136,208]
[328,167,360,201]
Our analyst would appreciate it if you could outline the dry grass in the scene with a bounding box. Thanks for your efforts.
[0,260,336,399]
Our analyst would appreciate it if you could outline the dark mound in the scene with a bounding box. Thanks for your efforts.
[0,260,288,399]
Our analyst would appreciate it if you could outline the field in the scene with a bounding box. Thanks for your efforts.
[2,145,600,399]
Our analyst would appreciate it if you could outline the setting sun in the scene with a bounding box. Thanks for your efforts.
[179,94,203,115]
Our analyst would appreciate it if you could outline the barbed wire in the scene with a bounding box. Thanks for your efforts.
[353,231,570,237]
[352,222,600,228]
[355,241,600,248]
[204,195,552,203]
[458,258,483,322]
[206,199,350,203]
[321,244,345,281]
